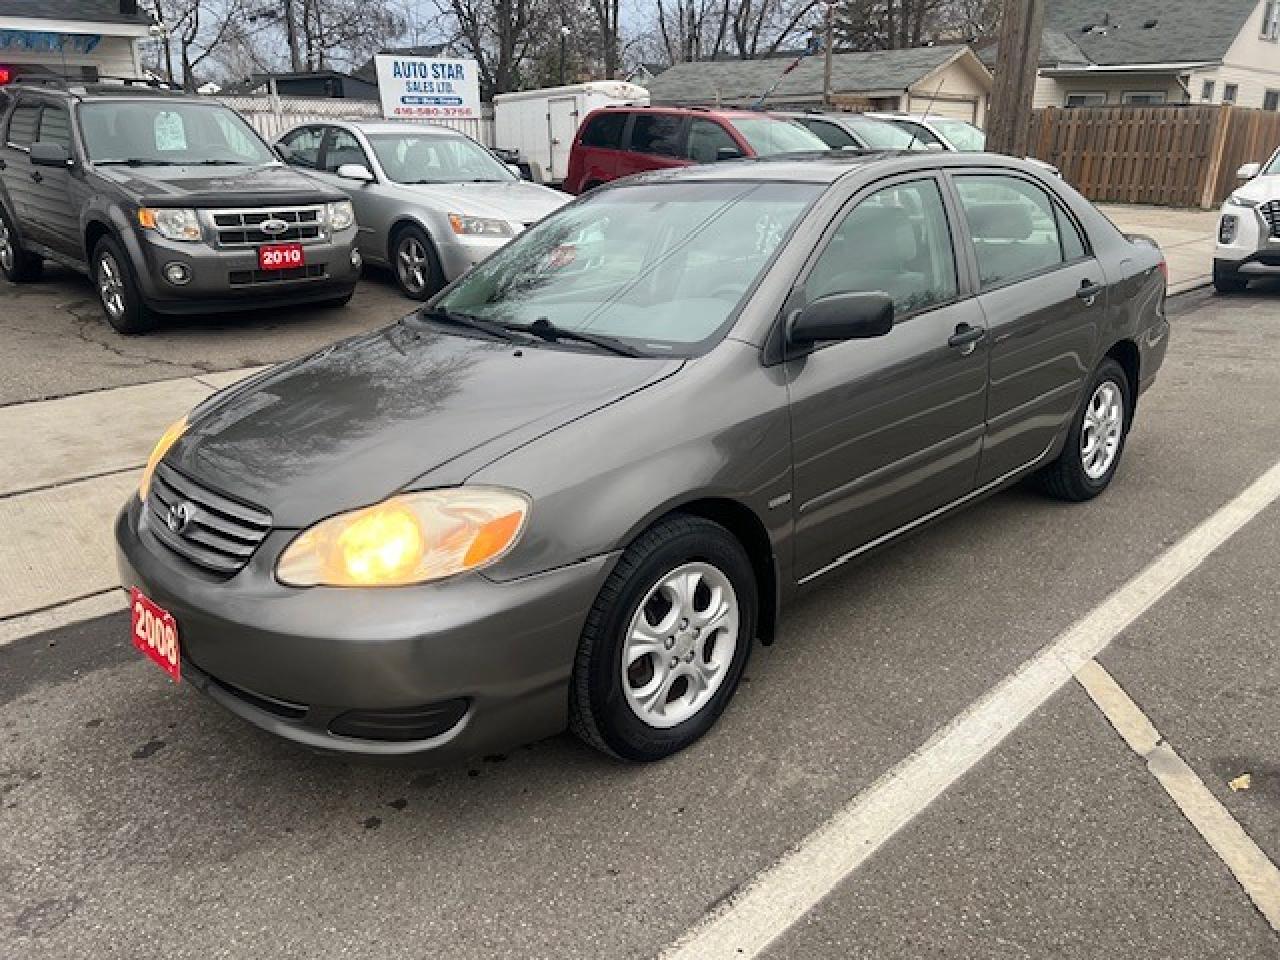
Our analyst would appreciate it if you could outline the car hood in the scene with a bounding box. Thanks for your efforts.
[396,180,569,224]
[169,322,681,527]
[94,162,346,206]
[1231,174,1280,204]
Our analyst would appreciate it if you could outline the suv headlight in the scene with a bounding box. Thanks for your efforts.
[276,488,530,587]
[1225,193,1255,208]
[138,207,201,242]
[448,214,514,238]
[327,200,355,231]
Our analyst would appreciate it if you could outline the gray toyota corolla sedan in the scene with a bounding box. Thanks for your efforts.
[117,152,1169,763]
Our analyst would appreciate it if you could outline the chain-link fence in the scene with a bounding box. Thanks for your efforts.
[216,95,495,147]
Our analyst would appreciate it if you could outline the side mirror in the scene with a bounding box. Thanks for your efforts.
[1236,162,1261,181]
[715,146,744,162]
[30,141,71,168]
[336,163,374,183]
[790,292,894,345]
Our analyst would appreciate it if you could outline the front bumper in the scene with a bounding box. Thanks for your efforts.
[434,233,513,282]
[115,497,617,758]
[124,226,362,314]
[1215,204,1280,273]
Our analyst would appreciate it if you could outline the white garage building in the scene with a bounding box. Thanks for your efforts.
[0,1,151,84]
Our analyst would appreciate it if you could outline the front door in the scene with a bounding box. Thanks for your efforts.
[787,175,989,582]
[948,171,1103,484]
[29,104,82,259]
[547,97,578,182]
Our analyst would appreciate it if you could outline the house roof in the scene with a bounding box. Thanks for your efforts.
[1044,0,1259,66]
[0,1,151,26]
[647,44,984,105]
[976,28,1089,68]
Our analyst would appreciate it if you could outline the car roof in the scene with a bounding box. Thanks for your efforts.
[338,121,469,137]
[4,80,188,102]
[589,105,790,119]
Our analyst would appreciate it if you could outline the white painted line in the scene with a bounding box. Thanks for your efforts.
[0,589,128,647]
[658,457,1280,960]
[1076,659,1280,932]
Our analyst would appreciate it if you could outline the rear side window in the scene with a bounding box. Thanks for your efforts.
[686,119,741,162]
[38,106,73,150]
[6,103,40,146]
[800,119,857,149]
[580,112,626,148]
[955,174,1067,288]
[628,114,684,157]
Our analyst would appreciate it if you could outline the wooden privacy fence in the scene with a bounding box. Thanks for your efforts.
[1028,104,1280,209]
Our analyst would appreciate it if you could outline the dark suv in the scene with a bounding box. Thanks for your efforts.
[564,106,826,194]
[0,82,361,333]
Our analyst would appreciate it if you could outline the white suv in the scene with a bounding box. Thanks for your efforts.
[1214,147,1280,293]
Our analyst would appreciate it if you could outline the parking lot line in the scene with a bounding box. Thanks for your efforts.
[1075,659,1280,931]
[658,457,1280,960]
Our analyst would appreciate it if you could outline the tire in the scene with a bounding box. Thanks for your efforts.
[1213,262,1248,294]
[570,514,757,762]
[92,236,159,334]
[390,224,444,301]
[0,207,44,282]
[1033,357,1131,502]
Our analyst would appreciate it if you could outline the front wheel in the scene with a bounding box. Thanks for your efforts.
[1033,357,1130,502]
[570,515,756,761]
[390,225,444,301]
[93,237,158,334]
[1213,261,1248,294]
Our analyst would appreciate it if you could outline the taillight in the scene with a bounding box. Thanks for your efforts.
[1157,259,1168,281]
[0,67,12,85]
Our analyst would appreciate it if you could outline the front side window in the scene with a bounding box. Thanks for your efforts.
[686,119,742,162]
[367,133,513,183]
[956,174,1068,288]
[37,106,72,150]
[322,129,370,173]
[280,126,323,168]
[727,117,826,156]
[799,119,858,149]
[78,102,275,165]
[805,179,958,319]
[890,120,943,148]
[581,112,627,148]
[437,181,821,353]
[846,117,928,150]
[628,114,684,157]
[6,102,39,146]
[929,119,986,151]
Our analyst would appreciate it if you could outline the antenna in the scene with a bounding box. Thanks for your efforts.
[904,77,944,150]
[752,33,823,111]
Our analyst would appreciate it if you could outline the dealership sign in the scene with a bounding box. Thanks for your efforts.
[375,55,482,120]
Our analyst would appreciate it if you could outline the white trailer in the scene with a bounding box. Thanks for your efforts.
[493,82,649,185]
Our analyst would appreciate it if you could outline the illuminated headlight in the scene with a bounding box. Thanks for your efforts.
[448,214,514,238]
[1225,194,1255,208]
[1219,214,1238,245]
[139,417,188,500]
[276,488,530,587]
[138,207,201,241]
[327,200,355,231]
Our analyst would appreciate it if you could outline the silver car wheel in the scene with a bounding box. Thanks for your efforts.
[621,561,740,730]
[97,252,127,321]
[396,235,429,295]
[1080,380,1124,480]
[0,217,13,272]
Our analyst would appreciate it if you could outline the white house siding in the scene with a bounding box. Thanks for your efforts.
[1202,1,1280,108]
[1032,73,1190,107]
[0,34,139,79]
[909,58,990,125]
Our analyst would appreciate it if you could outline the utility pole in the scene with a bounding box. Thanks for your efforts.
[822,0,834,108]
[986,0,1044,156]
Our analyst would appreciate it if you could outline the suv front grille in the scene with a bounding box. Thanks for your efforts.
[145,462,272,577]
[229,263,327,286]
[209,206,326,247]
[1262,200,1280,239]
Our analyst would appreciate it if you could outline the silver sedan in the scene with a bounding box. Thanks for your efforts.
[278,120,569,299]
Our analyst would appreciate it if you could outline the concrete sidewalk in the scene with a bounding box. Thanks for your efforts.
[1098,204,1220,295]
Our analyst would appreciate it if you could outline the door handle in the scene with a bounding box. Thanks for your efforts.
[30,171,42,183]
[947,323,985,354]
[1076,279,1103,304]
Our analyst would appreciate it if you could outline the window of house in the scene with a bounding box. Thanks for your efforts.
[580,111,627,148]
[1064,92,1107,107]
[1224,83,1239,103]
[36,105,71,150]
[1201,80,1216,101]
[1263,0,1279,40]
[627,114,685,157]
[955,175,1068,289]
[805,179,958,319]
[686,118,741,162]
[279,126,323,168]
[1121,91,1167,105]
[6,102,39,146]
[1265,90,1280,111]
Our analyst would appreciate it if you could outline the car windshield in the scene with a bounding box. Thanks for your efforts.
[728,117,828,157]
[1264,150,1280,175]
[368,133,515,184]
[846,117,929,150]
[929,118,986,151]
[435,181,821,354]
[79,101,275,165]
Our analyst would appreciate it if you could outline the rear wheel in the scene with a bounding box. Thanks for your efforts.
[1033,357,1130,502]
[570,515,756,761]
[93,236,158,334]
[0,207,43,282]
[391,225,444,301]
[1213,261,1248,294]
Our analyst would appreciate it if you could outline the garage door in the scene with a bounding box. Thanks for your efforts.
[907,96,977,122]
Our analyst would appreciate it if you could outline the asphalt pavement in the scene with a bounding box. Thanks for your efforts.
[1,278,1279,959]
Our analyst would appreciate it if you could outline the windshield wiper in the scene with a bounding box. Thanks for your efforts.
[187,159,255,166]
[94,158,183,166]
[512,316,645,358]
[417,307,531,344]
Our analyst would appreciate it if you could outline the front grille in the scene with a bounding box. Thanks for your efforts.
[1262,200,1280,239]
[209,206,325,247]
[229,263,327,286]
[146,462,272,577]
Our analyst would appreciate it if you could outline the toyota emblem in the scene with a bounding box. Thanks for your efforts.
[166,501,196,536]
[260,217,289,236]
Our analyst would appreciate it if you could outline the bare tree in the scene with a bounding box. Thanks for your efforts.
[435,0,548,95]
[146,0,249,88]
[835,0,953,50]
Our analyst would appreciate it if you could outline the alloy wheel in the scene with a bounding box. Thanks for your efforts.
[621,561,740,730]
[0,217,13,273]
[396,236,428,295]
[1080,380,1124,480]
[97,252,127,322]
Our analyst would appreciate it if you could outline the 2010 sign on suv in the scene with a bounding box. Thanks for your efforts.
[116,153,1168,764]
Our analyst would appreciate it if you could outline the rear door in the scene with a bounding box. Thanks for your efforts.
[947,170,1104,484]
[1,99,41,229]
[547,97,578,182]
[615,112,689,179]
